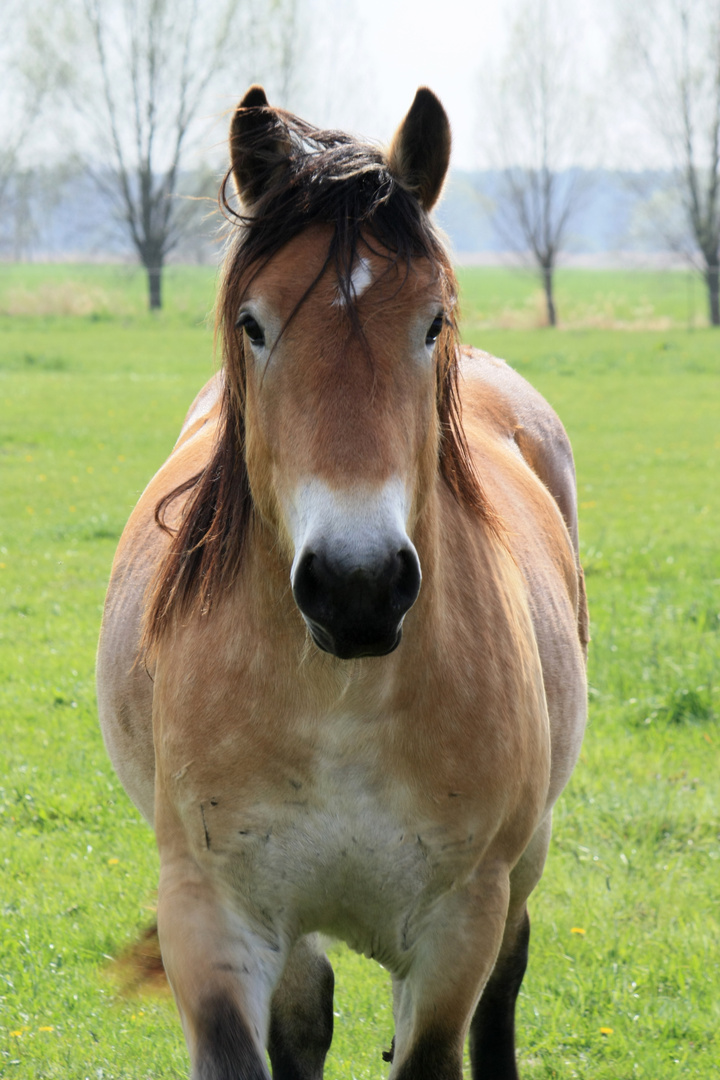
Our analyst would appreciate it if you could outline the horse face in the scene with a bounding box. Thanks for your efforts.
[239,228,445,659]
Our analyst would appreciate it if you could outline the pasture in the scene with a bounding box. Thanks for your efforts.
[0,264,718,1078]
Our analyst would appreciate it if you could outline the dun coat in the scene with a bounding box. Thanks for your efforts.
[97,85,588,1080]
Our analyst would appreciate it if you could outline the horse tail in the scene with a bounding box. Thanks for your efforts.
[111,922,169,995]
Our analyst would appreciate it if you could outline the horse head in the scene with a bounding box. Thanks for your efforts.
[228,88,458,659]
[148,87,490,659]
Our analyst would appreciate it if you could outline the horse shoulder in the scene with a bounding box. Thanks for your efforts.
[458,348,588,808]
[97,389,221,824]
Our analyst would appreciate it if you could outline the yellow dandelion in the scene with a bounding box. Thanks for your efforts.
[571,927,586,935]
[600,1027,613,1035]
[10,1030,23,1037]
[108,857,119,866]
[38,1025,54,1032]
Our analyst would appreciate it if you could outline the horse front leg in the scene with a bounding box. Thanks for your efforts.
[157,851,283,1080]
[390,865,511,1080]
[468,906,530,1080]
[469,815,553,1080]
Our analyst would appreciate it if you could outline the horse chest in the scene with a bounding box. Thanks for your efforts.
[164,709,485,965]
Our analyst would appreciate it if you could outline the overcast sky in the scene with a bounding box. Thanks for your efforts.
[310,0,509,169]
[4,0,649,174]
[269,0,616,172]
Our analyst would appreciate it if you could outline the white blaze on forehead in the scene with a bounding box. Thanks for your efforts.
[287,476,413,573]
[333,256,374,307]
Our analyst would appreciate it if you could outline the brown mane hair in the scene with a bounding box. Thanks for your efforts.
[143,108,498,649]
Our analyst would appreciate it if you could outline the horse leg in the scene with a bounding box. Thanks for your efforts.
[157,853,283,1080]
[469,815,552,1080]
[468,906,530,1080]
[389,866,511,1080]
[268,935,335,1080]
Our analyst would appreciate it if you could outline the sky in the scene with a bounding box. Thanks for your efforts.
[2,0,659,175]
[311,0,508,170]
[9,0,524,172]
[274,0,615,172]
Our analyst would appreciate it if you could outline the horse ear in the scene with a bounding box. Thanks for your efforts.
[230,85,292,206]
[387,88,451,212]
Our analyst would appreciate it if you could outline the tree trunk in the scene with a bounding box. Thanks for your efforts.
[542,265,557,327]
[148,262,163,311]
[706,263,719,327]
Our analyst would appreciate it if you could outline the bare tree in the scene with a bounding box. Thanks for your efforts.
[272,0,301,107]
[619,0,720,325]
[0,2,70,225]
[66,0,280,309]
[480,0,595,326]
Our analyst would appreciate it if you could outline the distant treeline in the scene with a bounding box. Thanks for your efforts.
[0,166,678,265]
[436,169,679,258]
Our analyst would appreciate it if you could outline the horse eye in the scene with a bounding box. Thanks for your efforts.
[237,313,265,347]
[426,314,445,347]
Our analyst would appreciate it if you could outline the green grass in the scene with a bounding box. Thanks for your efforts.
[1,266,718,1078]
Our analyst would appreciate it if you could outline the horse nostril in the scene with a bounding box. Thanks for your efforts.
[292,550,325,620]
[391,546,421,616]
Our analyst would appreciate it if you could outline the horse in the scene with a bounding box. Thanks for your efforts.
[97,85,588,1080]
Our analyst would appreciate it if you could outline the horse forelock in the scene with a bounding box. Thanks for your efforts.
[143,111,497,651]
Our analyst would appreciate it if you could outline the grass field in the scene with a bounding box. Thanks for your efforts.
[0,264,718,1078]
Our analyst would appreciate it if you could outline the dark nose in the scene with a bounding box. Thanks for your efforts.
[292,545,421,659]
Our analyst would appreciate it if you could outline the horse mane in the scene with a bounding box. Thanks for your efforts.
[143,109,499,650]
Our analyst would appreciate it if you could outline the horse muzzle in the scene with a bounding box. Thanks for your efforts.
[292,543,421,660]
